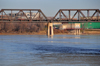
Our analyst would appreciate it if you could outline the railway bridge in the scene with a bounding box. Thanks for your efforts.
[0,9,100,36]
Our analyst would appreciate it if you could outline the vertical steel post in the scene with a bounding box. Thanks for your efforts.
[78,10,80,21]
[87,10,89,20]
[97,10,99,21]
[91,11,97,20]
[39,11,41,21]
[59,10,61,21]
[30,10,31,21]
[2,11,3,21]
[21,10,22,22]
[69,10,70,21]
[11,10,12,21]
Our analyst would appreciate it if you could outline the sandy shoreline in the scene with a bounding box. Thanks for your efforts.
[0,29,100,35]
[0,32,100,35]
[0,32,46,35]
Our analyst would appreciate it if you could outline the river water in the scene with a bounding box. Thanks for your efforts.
[0,35,100,66]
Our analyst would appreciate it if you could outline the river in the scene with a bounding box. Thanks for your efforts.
[0,35,100,66]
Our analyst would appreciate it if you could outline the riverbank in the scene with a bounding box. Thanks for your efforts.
[0,31,47,35]
[81,29,100,35]
[0,29,100,35]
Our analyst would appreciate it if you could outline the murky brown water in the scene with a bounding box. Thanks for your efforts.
[0,35,100,66]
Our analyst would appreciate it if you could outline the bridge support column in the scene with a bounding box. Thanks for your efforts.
[47,23,53,36]
[74,29,80,35]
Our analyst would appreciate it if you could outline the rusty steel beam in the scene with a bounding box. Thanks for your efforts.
[80,11,86,18]
[91,10,97,19]
[1,9,4,12]
[21,12,23,21]
[87,10,89,19]
[32,12,39,20]
[38,10,41,21]
[97,12,99,21]
[59,10,61,20]
[3,11,10,19]
[60,9,99,11]
[99,10,100,21]
[1,9,41,11]
[78,10,80,21]
[52,10,60,20]
[0,9,100,22]
[30,10,31,21]
[0,9,48,22]
[11,10,12,21]
[97,10,100,20]
[53,9,100,22]
[21,11,29,20]
[0,21,48,23]
[39,10,47,20]
[2,11,3,21]
[97,10,99,21]
[61,11,68,19]
[80,11,87,20]
[14,11,21,20]
[51,21,100,23]
[71,11,78,20]
[69,10,71,20]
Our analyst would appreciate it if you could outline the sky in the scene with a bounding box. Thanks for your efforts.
[0,0,100,16]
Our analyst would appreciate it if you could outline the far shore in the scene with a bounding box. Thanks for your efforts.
[0,32,100,35]
[0,29,100,35]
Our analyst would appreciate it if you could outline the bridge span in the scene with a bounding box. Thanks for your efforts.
[0,9,100,36]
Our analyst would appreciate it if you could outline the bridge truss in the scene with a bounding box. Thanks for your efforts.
[0,9,100,23]
[52,9,100,22]
[0,9,48,23]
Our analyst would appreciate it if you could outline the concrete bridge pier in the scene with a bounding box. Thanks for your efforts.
[47,23,53,36]
[74,29,81,35]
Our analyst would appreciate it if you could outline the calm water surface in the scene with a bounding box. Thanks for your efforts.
[0,35,100,66]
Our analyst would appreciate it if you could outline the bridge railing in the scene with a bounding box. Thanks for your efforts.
[52,9,100,22]
[0,9,48,22]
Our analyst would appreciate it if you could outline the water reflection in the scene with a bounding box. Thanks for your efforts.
[48,36,53,39]
[55,36,81,39]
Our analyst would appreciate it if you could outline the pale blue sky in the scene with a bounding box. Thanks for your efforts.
[0,0,100,16]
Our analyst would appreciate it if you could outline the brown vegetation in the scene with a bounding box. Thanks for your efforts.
[0,23,100,35]
[54,29,68,34]
[0,23,47,34]
[83,29,100,34]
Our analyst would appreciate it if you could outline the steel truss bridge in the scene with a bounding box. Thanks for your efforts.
[0,9,100,23]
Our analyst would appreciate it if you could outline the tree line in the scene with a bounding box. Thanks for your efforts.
[0,23,47,33]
